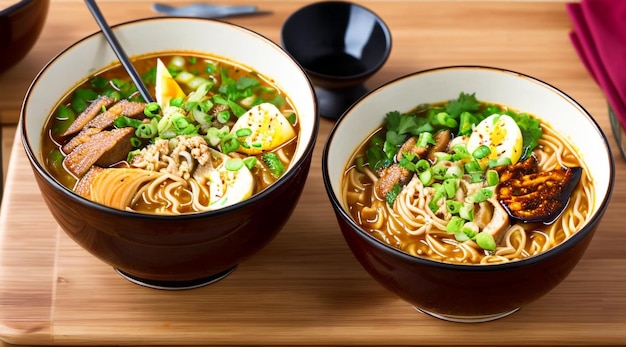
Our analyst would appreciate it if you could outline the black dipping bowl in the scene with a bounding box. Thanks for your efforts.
[281,1,391,119]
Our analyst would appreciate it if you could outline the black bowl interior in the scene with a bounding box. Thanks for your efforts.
[281,1,391,80]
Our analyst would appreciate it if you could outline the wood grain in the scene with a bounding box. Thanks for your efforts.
[2,1,625,346]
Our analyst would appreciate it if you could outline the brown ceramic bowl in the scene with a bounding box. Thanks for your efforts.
[21,17,318,289]
[322,66,614,321]
[0,0,49,73]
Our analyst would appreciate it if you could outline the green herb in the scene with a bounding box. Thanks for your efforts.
[385,183,402,206]
[446,92,481,119]
[262,152,286,178]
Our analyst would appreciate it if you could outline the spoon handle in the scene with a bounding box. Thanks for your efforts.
[84,0,154,103]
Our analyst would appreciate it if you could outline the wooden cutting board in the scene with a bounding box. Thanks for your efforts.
[2,117,626,346]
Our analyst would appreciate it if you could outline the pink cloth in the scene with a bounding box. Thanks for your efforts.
[567,0,626,127]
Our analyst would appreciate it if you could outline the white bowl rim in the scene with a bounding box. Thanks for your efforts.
[20,16,319,220]
[322,64,615,270]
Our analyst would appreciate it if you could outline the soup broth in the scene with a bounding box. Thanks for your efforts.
[43,53,299,214]
[342,93,592,265]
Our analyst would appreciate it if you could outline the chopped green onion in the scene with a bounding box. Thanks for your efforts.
[217,110,231,124]
[136,121,158,139]
[486,170,499,186]
[469,172,484,183]
[113,116,143,129]
[243,157,257,170]
[443,178,458,198]
[445,165,463,179]
[488,157,512,168]
[417,132,435,147]
[446,216,465,233]
[454,229,472,242]
[221,134,240,154]
[447,200,462,215]
[464,160,482,174]
[468,188,494,203]
[415,159,430,172]
[144,103,160,118]
[225,158,244,171]
[472,145,491,159]
[129,137,142,147]
[236,128,253,137]
[419,169,433,186]
[452,144,471,160]
[459,203,474,221]
[475,232,497,251]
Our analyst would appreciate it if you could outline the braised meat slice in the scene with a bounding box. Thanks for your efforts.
[61,127,100,154]
[61,96,116,137]
[64,127,135,178]
[85,99,146,130]
[61,99,146,154]
[74,166,105,199]
[375,164,412,199]
[396,136,427,162]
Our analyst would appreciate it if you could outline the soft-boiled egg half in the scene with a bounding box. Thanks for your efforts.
[155,58,186,111]
[204,148,255,209]
[466,114,523,167]
[230,102,296,155]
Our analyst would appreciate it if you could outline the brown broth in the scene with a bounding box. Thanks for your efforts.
[42,52,299,213]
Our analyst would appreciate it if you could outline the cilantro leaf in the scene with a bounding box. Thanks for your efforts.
[446,92,481,119]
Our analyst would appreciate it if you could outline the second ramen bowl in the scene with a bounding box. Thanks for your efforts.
[20,17,318,289]
[322,66,614,322]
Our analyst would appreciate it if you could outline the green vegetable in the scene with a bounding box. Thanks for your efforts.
[113,116,143,129]
[262,152,286,178]
[225,158,244,171]
[243,157,258,170]
[468,188,494,203]
[446,216,465,233]
[385,183,402,206]
[472,145,491,159]
[475,232,497,251]
[51,105,76,135]
[446,92,481,119]
[486,170,499,186]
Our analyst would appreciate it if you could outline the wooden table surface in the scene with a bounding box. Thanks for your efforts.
[3,1,626,346]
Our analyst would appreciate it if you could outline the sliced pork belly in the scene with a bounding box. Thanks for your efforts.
[74,166,105,199]
[85,99,146,130]
[61,96,116,137]
[61,99,146,154]
[64,127,135,178]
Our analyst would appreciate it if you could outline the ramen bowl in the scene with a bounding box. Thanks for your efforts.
[0,0,49,73]
[21,17,318,289]
[322,66,614,322]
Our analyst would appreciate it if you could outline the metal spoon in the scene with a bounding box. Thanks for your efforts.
[84,0,154,103]
[152,3,269,19]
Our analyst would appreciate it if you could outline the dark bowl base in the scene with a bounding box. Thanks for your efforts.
[415,306,520,323]
[316,84,368,120]
[115,266,237,290]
